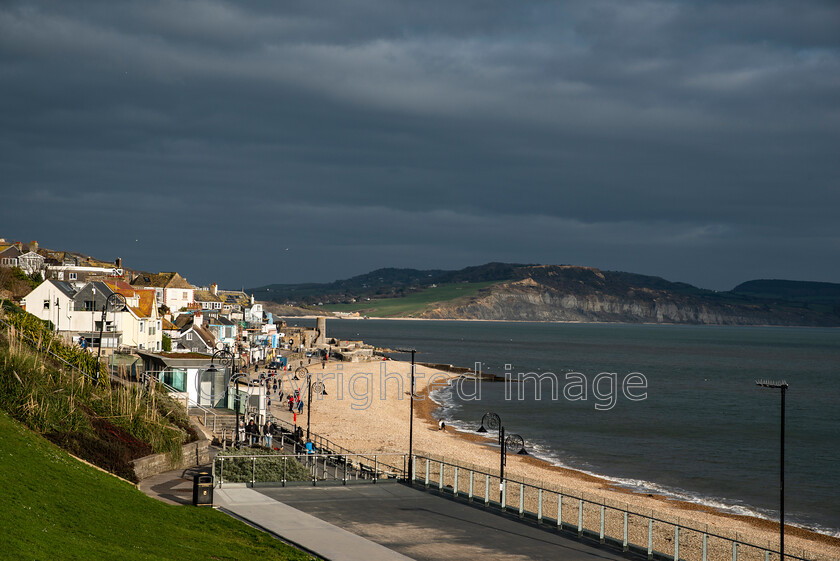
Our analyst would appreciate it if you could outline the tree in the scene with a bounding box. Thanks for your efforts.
[161,333,172,352]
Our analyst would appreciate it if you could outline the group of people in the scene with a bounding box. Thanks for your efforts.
[237,418,275,449]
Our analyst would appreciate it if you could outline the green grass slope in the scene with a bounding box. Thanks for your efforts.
[321,281,502,317]
[0,410,309,561]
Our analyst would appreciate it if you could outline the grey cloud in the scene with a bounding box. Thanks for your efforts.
[1,0,838,290]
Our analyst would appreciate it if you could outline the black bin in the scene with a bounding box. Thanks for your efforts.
[192,472,214,507]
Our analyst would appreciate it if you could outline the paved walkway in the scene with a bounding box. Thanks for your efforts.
[249,482,630,561]
[215,487,414,561]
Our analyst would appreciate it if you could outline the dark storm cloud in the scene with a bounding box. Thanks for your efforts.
[1,0,838,290]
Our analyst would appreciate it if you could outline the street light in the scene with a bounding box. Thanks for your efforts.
[96,292,126,380]
[756,379,789,561]
[477,412,506,502]
[211,349,237,446]
[305,376,325,444]
[475,412,528,503]
[395,348,416,482]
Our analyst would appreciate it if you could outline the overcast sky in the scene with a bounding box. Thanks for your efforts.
[1,1,838,291]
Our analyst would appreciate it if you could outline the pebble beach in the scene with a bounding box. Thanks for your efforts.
[269,359,840,561]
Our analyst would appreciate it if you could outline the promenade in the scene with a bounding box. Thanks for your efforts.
[140,468,630,560]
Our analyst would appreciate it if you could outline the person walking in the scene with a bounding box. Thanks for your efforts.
[297,397,304,414]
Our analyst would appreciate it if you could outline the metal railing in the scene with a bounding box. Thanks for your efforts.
[0,314,98,382]
[214,452,408,487]
[411,454,830,561]
[145,373,218,433]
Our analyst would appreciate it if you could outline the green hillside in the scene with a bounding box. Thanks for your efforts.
[0,409,309,561]
[322,281,503,317]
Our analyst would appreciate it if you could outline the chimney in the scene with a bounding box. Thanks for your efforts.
[211,283,218,296]
[194,311,203,327]
[29,240,38,252]
[16,241,22,251]
[115,257,122,268]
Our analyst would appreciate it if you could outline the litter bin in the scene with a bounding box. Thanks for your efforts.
[192,472,214,507]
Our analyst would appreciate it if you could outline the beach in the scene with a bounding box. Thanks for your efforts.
[269,358,840,560]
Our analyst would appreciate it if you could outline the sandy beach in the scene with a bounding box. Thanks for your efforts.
[268,359,840,561]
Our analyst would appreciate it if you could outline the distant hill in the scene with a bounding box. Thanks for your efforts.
[249,262,525,305]
[733,280,840,305]
[250,263,840,326]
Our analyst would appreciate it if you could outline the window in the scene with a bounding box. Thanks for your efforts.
[183,292,188,299]
[186,332,193,341]
[84,300,95,311]
[69,273,77,281]
[149,325,155,336]
[140,320,145,332]
[57,272,64,280]
[156,341,161,351]
[43,299,50,310]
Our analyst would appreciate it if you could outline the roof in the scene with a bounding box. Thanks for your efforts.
[51,280,78,299]
[161,317,178,330]
[194,290,223,303]
[131,272,193,290]
[180,323,215,348]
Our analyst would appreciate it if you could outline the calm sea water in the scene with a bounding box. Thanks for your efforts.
[289,318,840,535]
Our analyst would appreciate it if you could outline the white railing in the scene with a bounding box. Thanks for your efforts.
[411,454,829,561]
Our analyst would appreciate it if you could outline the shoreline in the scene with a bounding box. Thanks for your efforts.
[416,383,840,549]
[282,314,838,329]
[269,359,840,558]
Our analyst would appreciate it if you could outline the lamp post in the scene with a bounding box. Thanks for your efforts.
[306,376,325,444]
[395,348,416,482]
[476,412,528,503]
[96,292,126,380]
[212,349,237,445]
[756,379,788,561]
[477,412,506,501]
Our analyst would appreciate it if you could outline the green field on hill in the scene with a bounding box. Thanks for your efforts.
[321,281,502,317]
[0,410,308,561]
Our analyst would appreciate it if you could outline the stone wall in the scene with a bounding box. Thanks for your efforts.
[132,439,212,481]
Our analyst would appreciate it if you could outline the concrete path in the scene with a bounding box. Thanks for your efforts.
[137,467,202,506]
[215,487,414,561]
[251,482,630,561]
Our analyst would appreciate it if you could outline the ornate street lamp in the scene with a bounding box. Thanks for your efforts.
[476,412,527,503]
[756,379,789,561]
[212,348,238,445]
[306,376,325,444]
[96,292,126,380]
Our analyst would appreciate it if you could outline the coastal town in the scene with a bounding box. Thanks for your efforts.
[1,237,374,362]
[2,236,840,561]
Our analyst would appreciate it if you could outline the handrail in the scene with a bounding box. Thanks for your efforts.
[411,453,821,561]
[0,314,98,383]
[213,452,408,487]
[146,372,218,433]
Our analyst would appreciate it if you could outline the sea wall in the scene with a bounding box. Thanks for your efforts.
[132,439,212,481]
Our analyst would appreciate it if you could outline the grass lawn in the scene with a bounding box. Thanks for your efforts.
[322,281,503,317]
[0,410,311,561]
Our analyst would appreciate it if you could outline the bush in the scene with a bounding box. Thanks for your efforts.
[216,447,311,483]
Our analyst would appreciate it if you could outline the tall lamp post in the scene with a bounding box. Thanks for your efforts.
[395,349,416,482]
[96,292,126,381]
[477,412,527,504]
[305,376,325,444]
[756,379,788,561]
[212,349,237,445]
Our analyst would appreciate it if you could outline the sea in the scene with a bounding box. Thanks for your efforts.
[287,318,840,536]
